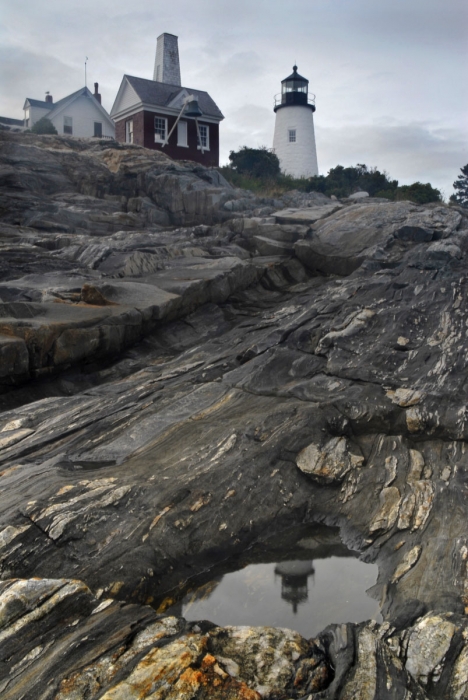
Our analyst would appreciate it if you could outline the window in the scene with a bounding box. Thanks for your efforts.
[24,109,30,128]
[63,116,73,135]
[125,120,133,143]
[177,120,188,147]
[197,124,209,150]
[94,122,102,138]
[288,129,296,143]
[154,117,167,142]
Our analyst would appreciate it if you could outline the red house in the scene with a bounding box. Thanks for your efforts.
[111,33,224,167]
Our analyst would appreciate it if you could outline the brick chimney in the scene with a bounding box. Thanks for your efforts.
[94,83,101,104]
[153,33,181,85]
[45,92,53,104]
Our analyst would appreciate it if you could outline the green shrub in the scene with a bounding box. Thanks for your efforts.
[228,146,280,179]
[395,182,442,204]
[222,149,442,203]
[31,117,58,135]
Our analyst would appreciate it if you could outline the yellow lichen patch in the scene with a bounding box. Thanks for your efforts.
[100,635,207,700]
[109,581,125,596]
[156,597,177,614]
[56,485,76,496]
[149,505,173,532]
[166,652,262,700]
[190,493,212,512]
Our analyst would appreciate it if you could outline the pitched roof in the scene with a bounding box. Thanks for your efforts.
[0,116,24,126]
[122,75,224,120]
[24,99,53,110]
[52,87,90,110]
[25,88,90,112]
[25,88,96,111]
[25,88,114,127]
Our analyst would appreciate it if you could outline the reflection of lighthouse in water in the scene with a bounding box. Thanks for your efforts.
[274,560,315,614]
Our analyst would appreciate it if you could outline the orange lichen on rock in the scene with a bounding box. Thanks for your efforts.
[173,653,262,700]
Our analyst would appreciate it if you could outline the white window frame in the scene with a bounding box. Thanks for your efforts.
[125,119,133,143]
[64,115,73,135]
[154,116,167,143]
[94,121,103,138]
[177,120,188,147]
[288,129,297,143]
[197,124,210,150]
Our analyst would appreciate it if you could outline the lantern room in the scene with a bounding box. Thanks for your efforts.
[274,65,315,112]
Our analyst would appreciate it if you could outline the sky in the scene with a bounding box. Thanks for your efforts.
[1,0,467,198]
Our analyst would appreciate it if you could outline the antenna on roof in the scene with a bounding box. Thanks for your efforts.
[85,57,89,87]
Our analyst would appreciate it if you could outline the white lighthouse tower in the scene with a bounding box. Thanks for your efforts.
[272,66,318,178]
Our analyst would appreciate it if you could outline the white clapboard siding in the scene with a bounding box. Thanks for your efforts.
[112,80,140,116]
[50,95,115,138]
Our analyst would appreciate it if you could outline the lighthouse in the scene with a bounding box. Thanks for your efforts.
[272,66,318,178]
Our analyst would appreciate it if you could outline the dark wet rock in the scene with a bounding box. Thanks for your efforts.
[1,130,468,698]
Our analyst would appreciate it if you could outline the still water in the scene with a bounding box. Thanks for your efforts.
[166,526,381,639]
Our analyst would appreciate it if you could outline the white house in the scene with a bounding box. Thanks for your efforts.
[23,83,115,139]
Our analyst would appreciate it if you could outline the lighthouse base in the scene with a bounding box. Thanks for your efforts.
[273,105,319,178]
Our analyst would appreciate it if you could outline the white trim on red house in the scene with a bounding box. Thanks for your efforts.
[112,101,221,125]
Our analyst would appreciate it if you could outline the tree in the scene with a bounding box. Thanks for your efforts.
[450,165,468,207]
[31,117,58,135]
[396,182,442,204]
[228,146,280,179]
[306,164,398,199]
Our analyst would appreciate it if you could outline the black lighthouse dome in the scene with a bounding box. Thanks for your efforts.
[274,65,316,112]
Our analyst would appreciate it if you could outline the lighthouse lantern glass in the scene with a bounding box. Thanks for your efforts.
[282,81,307,94]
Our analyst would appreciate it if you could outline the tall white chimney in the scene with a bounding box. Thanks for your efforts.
[153,33,181,86]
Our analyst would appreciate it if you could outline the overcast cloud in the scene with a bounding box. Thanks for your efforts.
[1,0,467,196]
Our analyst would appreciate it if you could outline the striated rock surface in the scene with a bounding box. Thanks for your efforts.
[1,131,468,698]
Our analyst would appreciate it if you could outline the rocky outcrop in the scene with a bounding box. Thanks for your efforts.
[295,201,462,275]
[1,131,468,698]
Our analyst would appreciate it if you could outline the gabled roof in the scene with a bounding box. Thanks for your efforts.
[24,98,53,110]
[25,87,114,127]
[51,87,90,110]
[112,75,224,120]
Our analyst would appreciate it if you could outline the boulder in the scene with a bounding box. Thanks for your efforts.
[295,201,462,275]
[347,191,370,200]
